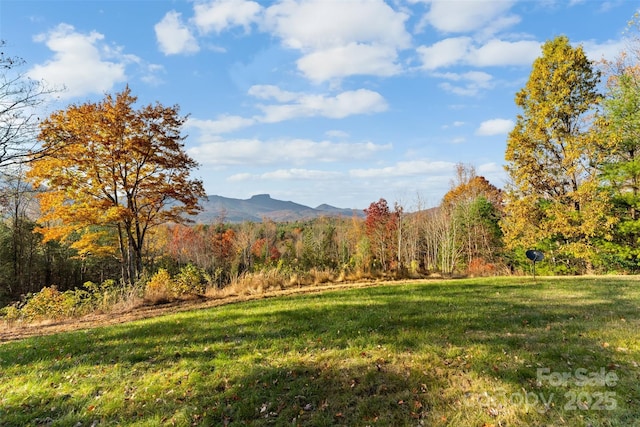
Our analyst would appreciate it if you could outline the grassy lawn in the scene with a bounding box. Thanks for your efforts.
[1,276,639,426]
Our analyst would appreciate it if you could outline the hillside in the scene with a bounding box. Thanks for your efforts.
[194,194,364,223]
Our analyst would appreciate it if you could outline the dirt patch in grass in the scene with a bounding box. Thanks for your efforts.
[0,279,422,343]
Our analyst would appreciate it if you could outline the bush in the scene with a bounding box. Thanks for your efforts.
[467,258,497,277]
[66,288,93,315]
[20,286,69,321]
[83,279,119,310]
[173,264,207,296]
[144,265,207,303]
[0,304,21,322]
[144,269,173,304]
[0,278,145,323]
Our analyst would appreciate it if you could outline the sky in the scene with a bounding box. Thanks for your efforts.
[1,0,639,210]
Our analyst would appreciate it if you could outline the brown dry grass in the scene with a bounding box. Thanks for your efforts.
[0,278,422,343]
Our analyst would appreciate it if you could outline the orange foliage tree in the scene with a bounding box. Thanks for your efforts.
[442,164,504,272]
[442,165,502,211]
[364,198,400,270]
[27,87,205,283]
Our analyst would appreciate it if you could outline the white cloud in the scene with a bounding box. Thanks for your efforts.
[344,158,506,207]
[193,0,262,34]
[476,118,515,136]
[263,0,410,82]
[257,89,388,122]
[187,116,257,134]
[439,82,473,96]
[581,38,627,62]
[247,85,298,102]
[227,173,253,182]
[297,43,401,82]
[140,63,166,85]
[416,37,472,70]
[154,11,199,55]
[421,0,517,34]
[434,71,494,96]
[442,121,465,129]
[477,162,504,175]
[263,0,410,51]
[418,37,540,70]
[469,39,541,67]
[28,24,127,99]
[350,160,455,178]
[231,169,344,181]
[187,86,389,136]
[189,138,392,166]
[478,15,522,40]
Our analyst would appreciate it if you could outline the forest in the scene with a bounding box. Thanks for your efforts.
[2,33,640,319]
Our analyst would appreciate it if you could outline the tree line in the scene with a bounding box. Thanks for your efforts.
[3,29,640,308]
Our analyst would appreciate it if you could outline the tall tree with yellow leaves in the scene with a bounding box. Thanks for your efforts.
[502,36,613,272]
[28,87,205,283]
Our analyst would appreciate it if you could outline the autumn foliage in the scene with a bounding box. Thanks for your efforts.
[10,31,640,319]
[503,36,612,269]
[364,198,400,271]
[27,87,205,283]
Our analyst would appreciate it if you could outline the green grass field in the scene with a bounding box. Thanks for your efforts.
[1,277,639,426]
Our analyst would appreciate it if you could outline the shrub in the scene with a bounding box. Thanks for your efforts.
[20,286,68,321]
[85,279,112,306]
[0,304,21,322]
[0,279,145,323]
[409,260,420,275]
[467,258,497,277]
[66,288,93,315]
[144,269,173,304]
[79,279,139,313]
[173,264,207,296]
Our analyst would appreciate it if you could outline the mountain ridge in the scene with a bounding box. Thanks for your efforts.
[193,194,364,223]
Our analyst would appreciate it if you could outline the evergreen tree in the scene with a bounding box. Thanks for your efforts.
[597,52,640,271]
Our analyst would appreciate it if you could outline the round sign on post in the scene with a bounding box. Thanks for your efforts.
[525,250,544,280]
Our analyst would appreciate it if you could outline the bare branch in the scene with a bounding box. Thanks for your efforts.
[0,40,60,168]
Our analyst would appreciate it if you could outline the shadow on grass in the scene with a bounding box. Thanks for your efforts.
[0,278,638,426]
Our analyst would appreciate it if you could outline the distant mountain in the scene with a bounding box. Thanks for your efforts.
[193,194,364,223]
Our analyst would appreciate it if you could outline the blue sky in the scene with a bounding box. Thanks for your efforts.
[1,1,638,210]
